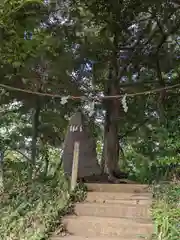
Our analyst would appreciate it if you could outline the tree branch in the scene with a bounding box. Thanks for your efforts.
[5,148,31,161]
[120,118,149,138]
[156,55,166,123]
[156,16,180,53]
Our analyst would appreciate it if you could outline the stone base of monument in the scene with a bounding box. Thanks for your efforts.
[77,174,137,184]
[77,174,109,183]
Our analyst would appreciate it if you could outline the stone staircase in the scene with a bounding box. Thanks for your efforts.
[52,183,153,240]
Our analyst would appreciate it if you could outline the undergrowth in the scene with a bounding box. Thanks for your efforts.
[152,183,180,240]
[0,161,86,240]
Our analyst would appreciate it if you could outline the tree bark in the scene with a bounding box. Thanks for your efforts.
[101,32,128,182]
[29,97,41,179]
[102,64,123,180]
[43,144,49,177]
[103,105,119,175]
[0,151,4,193]
[156,57,166,125]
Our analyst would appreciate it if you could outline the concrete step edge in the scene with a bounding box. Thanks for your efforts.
[63,215,153,225]
[86,191,152,198]
[51,235,151,240]
[84,199,152,205]
[86,183,150,188]
[74,203,152,219]
[75,202,152,208]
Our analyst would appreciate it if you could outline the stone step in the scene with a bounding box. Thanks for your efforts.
[74,202,151,219]
[86,183,150,193]
[51,235,150,240]
[85,191,152,205]
[62,215,153,238]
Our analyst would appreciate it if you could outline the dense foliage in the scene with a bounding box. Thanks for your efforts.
[152,183,180,240]
[0,0,180,239]
[0,161,68,239]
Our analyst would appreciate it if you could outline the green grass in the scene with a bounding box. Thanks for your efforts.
[152,183,180,240]
[0,160,86,240]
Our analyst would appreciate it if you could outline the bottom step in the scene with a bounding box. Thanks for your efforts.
[51,236,151,240]
[62,215,153,238]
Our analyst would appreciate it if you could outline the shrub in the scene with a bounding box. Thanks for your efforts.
[152,183,180,240]
[0,160,69,240]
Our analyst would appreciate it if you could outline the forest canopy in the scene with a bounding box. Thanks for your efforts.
[0,0,179,179]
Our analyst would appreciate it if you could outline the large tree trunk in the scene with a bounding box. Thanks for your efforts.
[99,30,130,182]
[102,81,128,182]
[103,106,119,176]
[101,64,125,181]
[101,31,128,181]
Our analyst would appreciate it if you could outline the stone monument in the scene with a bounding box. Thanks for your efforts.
[62,111,101,178]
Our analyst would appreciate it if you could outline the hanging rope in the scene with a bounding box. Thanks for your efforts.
[0,83,179,100]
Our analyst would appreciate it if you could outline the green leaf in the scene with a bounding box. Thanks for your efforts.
[12,61,21,68]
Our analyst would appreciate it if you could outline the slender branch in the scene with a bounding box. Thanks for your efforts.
[156,56,164,86]
[120,118,149,138]
[155,17,166,36]
[175,39,180,48]
[0,109,19,118]
[14,149,31,161]
[156,55,166,122]
[119,80,159,88]
[5,148,31,161]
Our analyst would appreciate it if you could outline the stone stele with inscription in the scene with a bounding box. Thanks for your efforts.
[62,111,101,178]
